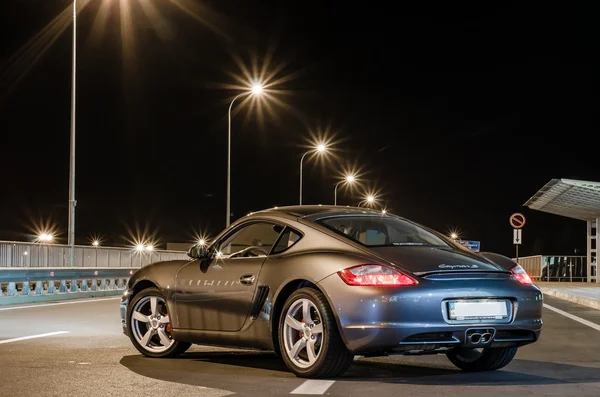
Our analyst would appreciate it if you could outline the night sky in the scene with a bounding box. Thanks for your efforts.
[0,1,597,256]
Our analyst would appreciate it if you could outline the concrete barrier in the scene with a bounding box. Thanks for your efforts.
[0,267,137,305]
[538,284,600,310]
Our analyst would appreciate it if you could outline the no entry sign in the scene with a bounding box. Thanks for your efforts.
[509,213,526,229]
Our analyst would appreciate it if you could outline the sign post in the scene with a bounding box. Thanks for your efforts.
[459,240,481,252]
[509,213,526,262]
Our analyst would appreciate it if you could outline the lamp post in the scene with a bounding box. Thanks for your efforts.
[226,83,263,227]
[334,174,356,206]
[68,0,77,267]
[299,144,327,205]
[358,194,377,208]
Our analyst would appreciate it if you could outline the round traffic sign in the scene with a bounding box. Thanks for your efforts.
[510,213,526,229]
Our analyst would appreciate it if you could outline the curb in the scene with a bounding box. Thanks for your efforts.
[0,290,123,306]
[540,287,600,310]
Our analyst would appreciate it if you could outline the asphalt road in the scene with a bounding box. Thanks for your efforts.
[1,295,599,397]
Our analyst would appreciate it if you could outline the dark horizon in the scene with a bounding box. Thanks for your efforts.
[0,1,597,256]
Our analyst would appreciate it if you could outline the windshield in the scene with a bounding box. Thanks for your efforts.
[316,215,451,248]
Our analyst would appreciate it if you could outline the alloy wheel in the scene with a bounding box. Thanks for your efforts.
[130,295,174,353]
[283,298,324,368]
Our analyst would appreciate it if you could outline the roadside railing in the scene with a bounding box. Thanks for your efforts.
[0,241,190,303]
[0,267,135,297]
[515,255,589,282]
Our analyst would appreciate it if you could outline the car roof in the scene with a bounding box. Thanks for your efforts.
[255,205,385,218]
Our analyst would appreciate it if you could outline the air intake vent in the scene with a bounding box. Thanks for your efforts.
[249,285,269,319]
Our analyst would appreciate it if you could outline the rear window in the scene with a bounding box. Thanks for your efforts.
[316,215,450,248]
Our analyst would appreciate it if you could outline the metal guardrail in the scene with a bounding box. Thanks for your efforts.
[0,267,136,297]
[0,241,190,301]
[0,240,188,268]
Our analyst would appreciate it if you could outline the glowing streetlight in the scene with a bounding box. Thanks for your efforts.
[450,232,458,240]
[382,209,387,214]
[92,240,99,247]
[135,244,145,252]
[198,239,206,246]
[358,193,379,208]
[38,233,54,243]
[251,83,263,95]
[334,174,357,206]
[145,244,154,251]
[299,143,329,205]
[226,81,264,227]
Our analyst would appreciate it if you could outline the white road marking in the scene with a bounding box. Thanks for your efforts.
[544,303,600,332]
[0,297,120,311]
[290,380,335,395]
[0,331,69,345]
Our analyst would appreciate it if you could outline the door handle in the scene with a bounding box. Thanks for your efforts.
[239,274,256,285]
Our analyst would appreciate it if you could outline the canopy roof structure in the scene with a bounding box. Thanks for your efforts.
[524,179,600,221]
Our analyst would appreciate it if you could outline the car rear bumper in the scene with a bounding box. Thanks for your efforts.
[317,273,543,354]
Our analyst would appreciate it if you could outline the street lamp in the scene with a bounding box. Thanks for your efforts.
[358,193,378,208]
[226,82,264,226]
[450,232,458,240]
[334,174,357,206]
[299,143,328,205]
[251,83,263,95]
[67,0,78,268]
[92,240,99,247]
[38,233,54,243]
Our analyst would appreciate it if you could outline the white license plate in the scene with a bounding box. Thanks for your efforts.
[448,300,508,320]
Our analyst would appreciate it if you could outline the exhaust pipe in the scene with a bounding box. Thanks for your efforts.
[465,328,495,345]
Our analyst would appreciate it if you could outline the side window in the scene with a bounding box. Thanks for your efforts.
[358,229,387,245]
[219,223,283,257]
[271,227,302,254]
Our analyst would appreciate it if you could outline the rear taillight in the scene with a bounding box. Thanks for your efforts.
[337,264,416,286]
[510,264,533,285]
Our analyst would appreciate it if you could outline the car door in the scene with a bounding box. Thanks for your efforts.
[174,221,284,332]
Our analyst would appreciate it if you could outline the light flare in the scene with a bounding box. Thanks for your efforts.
[214,48,301,130]
[447,227,462,241]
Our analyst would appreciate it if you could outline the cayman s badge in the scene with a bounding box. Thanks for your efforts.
[439,264,479,269]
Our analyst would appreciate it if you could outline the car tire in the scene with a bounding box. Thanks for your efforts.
[278,287,354,378]
[446,346,518,372]
[127,287,191,358]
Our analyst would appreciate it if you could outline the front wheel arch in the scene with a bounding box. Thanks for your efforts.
[130,280,158,300]
[126,286,191,358]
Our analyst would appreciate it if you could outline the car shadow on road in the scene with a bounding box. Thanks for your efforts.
[121,350,600,389]
[341,358,600,386]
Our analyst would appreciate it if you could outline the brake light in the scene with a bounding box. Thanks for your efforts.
[338,264,416,286]
[510,264,533,285]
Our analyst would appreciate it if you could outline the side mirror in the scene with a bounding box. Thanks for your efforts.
[187,244,210,259]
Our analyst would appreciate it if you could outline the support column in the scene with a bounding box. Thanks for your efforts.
[588,220,597,283]
[593,218,600,284]
[587,220,592,283]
